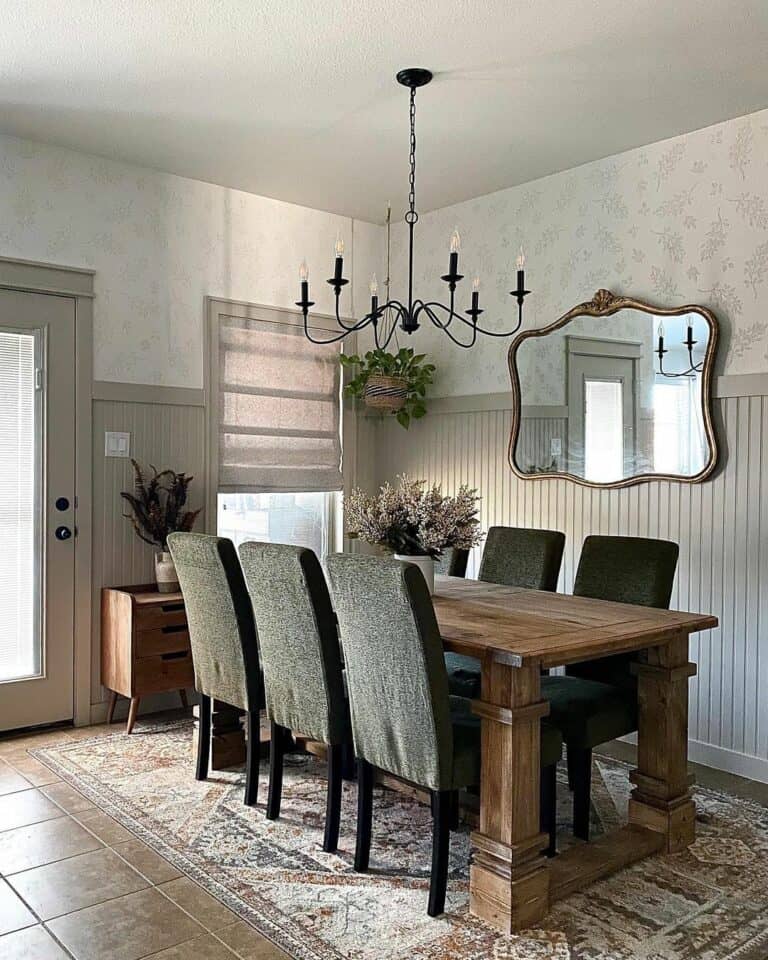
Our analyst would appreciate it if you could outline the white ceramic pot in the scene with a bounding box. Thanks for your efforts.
[394,553,435,595]
[155,551,180,594]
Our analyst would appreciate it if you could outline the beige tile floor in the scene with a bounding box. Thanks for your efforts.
[0,722,289,960]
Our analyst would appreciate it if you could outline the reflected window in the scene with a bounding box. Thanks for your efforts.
[584,379,624,482]
[653,379,705,475]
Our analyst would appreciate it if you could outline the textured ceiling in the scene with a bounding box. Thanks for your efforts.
[2,1,768,222]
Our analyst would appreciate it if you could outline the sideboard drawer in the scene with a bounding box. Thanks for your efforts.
[135,625,190,659]
[135,651,194,695]
[134,601,187,632]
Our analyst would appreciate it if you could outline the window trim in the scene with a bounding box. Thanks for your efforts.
[204,298,355,550]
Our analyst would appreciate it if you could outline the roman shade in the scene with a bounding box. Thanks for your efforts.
[217,313,343,493]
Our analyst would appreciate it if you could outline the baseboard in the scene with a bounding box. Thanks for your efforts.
[89,689,198,726]
[619,732,768,785]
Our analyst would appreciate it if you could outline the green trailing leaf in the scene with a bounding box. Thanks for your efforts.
[340,346,435,430]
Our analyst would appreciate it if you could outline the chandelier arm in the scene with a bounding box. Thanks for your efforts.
[421,303,477,349]
[421,300,524,338]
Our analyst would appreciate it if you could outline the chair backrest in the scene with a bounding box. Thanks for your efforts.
[238,542,347,745]
[478,526,565,590]
[435,547,469,578]
[167,533,260,711]
[325,553,453,792]
[569,534,679,687]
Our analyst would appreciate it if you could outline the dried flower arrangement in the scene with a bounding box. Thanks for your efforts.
[120,459,202,549]
[345,475,483,558]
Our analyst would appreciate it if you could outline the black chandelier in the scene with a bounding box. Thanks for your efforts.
[655,319,704,378]
[295,68,531,349]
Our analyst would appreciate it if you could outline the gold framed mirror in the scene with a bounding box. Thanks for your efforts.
[508,289,719,488]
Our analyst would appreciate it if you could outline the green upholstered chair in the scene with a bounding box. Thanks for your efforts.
[326,553,562,915]
[444,526,566,700]
[542,535,679,840]
[167,533,263,807]
[238,542,350,852]
[435,547,469,578]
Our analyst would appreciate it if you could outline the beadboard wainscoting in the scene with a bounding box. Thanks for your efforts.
[90,384,206,721]
[364,375,768,782]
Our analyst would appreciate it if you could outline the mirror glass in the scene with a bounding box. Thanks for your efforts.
[511,296,717,486]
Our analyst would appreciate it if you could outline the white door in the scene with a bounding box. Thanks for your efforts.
[0,289,75,731]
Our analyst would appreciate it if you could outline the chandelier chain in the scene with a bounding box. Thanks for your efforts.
[408,87,417,219]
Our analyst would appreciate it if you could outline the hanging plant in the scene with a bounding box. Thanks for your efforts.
[340,348,435,429]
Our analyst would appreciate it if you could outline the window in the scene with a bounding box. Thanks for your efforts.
[217,491,336,557]
[584,379,623,482]
[209,303,344,557]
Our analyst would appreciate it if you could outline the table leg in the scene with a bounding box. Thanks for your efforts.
[629,633,697,853]
[470,658,551,933]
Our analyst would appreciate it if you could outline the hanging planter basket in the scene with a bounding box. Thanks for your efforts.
[363,375,408,412]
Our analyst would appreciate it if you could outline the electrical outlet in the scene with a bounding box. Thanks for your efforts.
[105,431,130,458]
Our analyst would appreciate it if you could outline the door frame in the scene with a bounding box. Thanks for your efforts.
[0,256,93,727]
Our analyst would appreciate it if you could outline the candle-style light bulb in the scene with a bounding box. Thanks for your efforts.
[333,234,344,285]
[370,274,378,296]
[450,229,461,254]
[334,235,345,258]
[299,260,309,282]
[516,247,526,270]
[472,275,480,292]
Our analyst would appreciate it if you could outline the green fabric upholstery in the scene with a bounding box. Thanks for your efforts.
[567,535,679,689]
[478,526,566,590]
[167,533,260,712]
[444,526,565,700]
[326,553,479,792]
[435,547,469,578]
[541,675,638,749]
[238,542,349,746]
[544,534,679,752]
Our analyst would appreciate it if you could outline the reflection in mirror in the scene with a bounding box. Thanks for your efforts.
[509,291,718,487]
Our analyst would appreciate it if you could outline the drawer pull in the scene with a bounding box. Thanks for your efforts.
[161,603,185,613]
[161,624,186,634]
[161,650,188,661]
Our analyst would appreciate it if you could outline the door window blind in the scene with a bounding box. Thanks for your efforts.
[0,330,41,682]
[217,315,343,493]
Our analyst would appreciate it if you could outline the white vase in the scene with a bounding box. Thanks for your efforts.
[394,553,435,595]
[155,551,179,593]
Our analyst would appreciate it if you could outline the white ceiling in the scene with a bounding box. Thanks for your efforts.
[2,1,768,223]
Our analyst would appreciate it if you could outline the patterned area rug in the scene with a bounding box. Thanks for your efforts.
[34,719,768,960]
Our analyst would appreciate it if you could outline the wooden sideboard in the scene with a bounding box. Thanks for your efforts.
[101,584,194,733]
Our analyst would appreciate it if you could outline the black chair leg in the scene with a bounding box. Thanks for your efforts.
[449,790,460,830]
[323,744,343,852]
[244,709,259,807]
[341,741,356,781]
[266,720,286,820]
[428,790,452,917]
[570,746,592,841]
[540,763,557,857]
[354,758,373,872]
[195,694,211,781]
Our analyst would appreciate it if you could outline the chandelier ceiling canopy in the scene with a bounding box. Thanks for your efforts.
[296,68,531,349]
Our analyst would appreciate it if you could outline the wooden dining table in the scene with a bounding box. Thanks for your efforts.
[432,574,718,934]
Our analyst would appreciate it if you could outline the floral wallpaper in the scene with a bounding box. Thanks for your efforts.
[0,134,383,387]
[387,108,768,397]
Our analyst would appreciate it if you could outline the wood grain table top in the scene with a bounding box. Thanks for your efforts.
[432,576,718,668]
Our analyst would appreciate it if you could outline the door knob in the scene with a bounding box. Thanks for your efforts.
[55,526,72,541]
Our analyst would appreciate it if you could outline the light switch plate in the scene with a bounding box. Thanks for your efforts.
[105,431,131,458]
[550,437,562,457]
